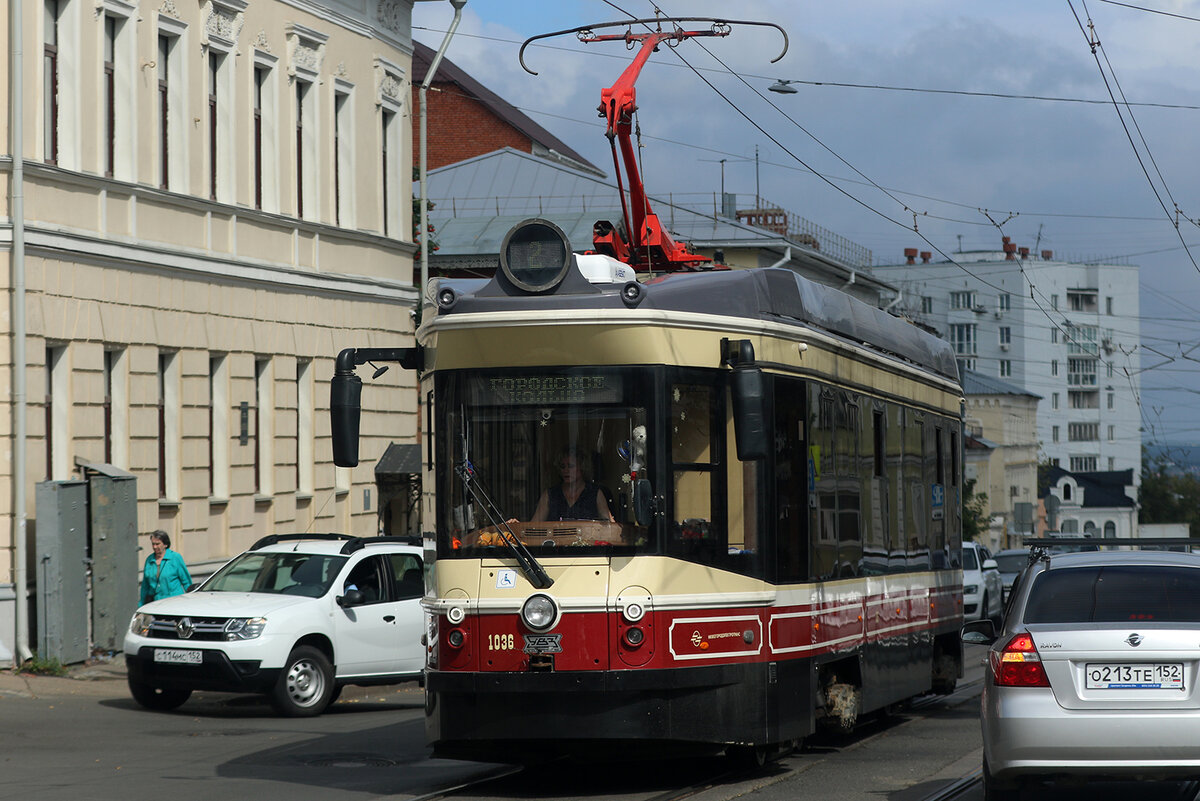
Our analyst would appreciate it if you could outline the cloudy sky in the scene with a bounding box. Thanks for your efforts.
[414,0,1200,448]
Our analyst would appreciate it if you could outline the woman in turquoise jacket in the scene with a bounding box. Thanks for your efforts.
[140,530,193,605]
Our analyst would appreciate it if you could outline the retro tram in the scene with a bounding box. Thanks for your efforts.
[330,18,964,763]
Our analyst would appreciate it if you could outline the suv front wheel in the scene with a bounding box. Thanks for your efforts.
[128,678,192,711]
[272,645,335,717]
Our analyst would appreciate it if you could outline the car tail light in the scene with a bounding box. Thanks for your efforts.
[992,632,1050,687]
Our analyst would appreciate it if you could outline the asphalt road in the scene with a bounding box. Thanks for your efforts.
[9,647,1185,801]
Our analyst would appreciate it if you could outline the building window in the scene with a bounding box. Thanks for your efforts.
[46,345,69,480]
[999,327,1011,346]
[1107,424,1115,442]
[1106,361,1114,378]
[1068,357,1097,387]
[1070,456,1098,472]
[158,351,180,500]
[950,291,976,310]
[382,108,396,235]
[103,348,127,468]
[297,359,314,495]
[334,89,354,227]
[43,0,60,164]
[1051,294,1059,310]
[1069,423,1099,442]
[157,35,170,188]
[1069,390,1099,409]
[998,293,1011,312]
[103,16,116,177]
[1108,457,1115,470]
[1051,359,1059,377]
[253,66,264,210]
[209,355,229,499]
[1052,425,1059,443]
[295,80,313,218]
[999,359,1011,378]
[208,53,220,200]
[1107,392,1114,410]
[255,358,273,497]
[1052,328,1058,344]
[252,53,278,213]
[950,323,976,355]
[920,296,933,314]
[1067,290,1098,313]
[1052,392,1059,410]
[1065,324,1099,355]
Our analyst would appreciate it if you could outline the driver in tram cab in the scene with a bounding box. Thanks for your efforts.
[532,448,615,523]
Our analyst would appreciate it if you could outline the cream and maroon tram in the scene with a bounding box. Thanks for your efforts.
[330,16,963,764]
[331,217,964,763]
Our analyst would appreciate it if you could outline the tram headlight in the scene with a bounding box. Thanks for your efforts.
[622,602,645,623]
[623,627,645,648]
[447,628,466,648]
[521,593,558,632]
[499,219,572,293]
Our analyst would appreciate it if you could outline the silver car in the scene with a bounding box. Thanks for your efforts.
[963,548,1200,799]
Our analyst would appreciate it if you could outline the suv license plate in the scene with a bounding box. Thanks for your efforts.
[1086,663,1183,689]
[154,649,202,665]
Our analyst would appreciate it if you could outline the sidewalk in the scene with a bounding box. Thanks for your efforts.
[0,652,128,699]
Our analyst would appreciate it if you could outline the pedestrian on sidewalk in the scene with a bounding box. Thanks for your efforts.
[140,531,192,605]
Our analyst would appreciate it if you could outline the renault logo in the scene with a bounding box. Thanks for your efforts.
[176,617,195,639]
[1125,633,1143,647]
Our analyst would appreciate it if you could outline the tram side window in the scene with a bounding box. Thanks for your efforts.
[887,404,906,574]
[811,387,837,581]
[905,411,930,571]
[861,406,888,576]
[836,395,863,578]
[930,424,949,568]
[668,382,730,569]
[773,377,808,584]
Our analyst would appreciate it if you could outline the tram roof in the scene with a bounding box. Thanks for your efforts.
[430,262,959,384]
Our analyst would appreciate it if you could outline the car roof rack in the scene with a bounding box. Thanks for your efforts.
[1020,537,1199,565]
[250,533,355,550]
[339,535,422,554]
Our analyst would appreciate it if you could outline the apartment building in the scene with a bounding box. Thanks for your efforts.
[0,0,426,663]
[875,241,1141,480]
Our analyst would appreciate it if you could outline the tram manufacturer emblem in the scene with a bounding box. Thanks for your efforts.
[523,634,562,654]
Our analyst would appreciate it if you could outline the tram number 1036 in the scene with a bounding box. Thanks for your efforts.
[488,633,516,651]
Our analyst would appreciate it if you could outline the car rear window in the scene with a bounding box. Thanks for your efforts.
[994,554,1027,573]
[1023,565,1200,623]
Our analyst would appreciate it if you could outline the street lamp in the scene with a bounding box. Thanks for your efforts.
[768,79,798,94]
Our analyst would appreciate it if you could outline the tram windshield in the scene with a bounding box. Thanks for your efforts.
[438,368,653,556]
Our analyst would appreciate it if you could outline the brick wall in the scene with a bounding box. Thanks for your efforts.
[413,81,532,169]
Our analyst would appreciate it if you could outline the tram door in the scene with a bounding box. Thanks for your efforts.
[772,377,808,583]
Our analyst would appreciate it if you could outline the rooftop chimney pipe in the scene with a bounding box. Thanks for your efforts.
[904,247,918,265]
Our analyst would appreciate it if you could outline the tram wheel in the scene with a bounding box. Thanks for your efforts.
[726,744,769,771]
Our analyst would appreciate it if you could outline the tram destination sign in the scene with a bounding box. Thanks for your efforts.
[473,375,622,406]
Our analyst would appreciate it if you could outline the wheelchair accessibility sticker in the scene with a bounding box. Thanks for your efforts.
[496,569,517,589]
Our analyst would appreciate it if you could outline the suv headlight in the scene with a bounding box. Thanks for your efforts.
[130,613,154,636]
[963,584,979,595]
[223,617,267,640]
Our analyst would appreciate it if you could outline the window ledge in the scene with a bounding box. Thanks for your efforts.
[254,494,273,505]
[296,493,314,502]
[158,499,181,510]
[208,496,230,506]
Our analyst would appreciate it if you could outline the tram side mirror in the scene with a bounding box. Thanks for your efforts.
[330,371,363,468]
[633,478,655,526]
[731,366,769,461]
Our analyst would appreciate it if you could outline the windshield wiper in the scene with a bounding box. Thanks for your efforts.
[455,461,554,589]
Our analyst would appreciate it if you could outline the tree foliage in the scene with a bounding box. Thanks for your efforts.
[1140,445,1200,534]
[963,477,990,542]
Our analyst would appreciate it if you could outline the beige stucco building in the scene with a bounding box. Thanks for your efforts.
[962,370,1040,550]
[0,0,428,664]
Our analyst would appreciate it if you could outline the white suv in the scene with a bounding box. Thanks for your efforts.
[962,541,1004,624]
[124,534,425,717]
